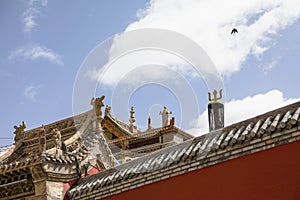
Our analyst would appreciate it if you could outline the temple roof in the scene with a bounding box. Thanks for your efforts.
[0,103,193,174]
[109,126,193,146]
[0,111,102,184]
[104,112,193,144]
[0,140,92,175]
[0,110,91,166]
[68,101,300,199]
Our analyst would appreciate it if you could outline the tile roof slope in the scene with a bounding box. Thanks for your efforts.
[22,110,90,144]
[42,145,90,164]
[0,139,91,174]
[68,101,300,199]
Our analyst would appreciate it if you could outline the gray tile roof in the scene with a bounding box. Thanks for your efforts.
[105,113,194,145]
[43,145,90,164]
[68,101,300,199]
[0,144,91,173]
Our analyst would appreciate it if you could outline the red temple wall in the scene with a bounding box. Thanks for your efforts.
[102,140,300,200]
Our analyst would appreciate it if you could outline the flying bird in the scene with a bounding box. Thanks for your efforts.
[231,28,238,35]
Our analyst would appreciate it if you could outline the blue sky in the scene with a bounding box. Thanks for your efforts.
[1,0,300,146]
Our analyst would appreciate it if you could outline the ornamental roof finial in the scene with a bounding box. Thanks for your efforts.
[208,89,223,103]
[129,106,136,124]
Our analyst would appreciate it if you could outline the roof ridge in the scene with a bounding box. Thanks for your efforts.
[23,109,93,134]
[223,100,300,132]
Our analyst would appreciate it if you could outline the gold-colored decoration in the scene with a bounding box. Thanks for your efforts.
[105,105,111,115]
[129,106,136,124]
[208,89,223,103]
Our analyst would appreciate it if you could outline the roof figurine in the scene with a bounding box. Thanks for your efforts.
[52,128,62,155]
[38,125,46,154]
[13,121,26,145]
[90,95,105,120]
[104,105,111,116]
[160,106,172,127]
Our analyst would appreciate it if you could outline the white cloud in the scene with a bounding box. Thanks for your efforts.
[24,85,41,101]
[87,29,223,91]
[87,0,300,89]
[9,44,63,66]
[23,0,48,33]
[88,49,190,87]
[263,56,280,74]
[125,0,300,76]
[189,90,300,135]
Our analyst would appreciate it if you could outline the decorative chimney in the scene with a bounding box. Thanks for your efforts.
[170,117,175,127]
[208,89,224,132]
[147,116,152,130]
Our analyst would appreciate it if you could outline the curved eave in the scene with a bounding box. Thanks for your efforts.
[102,114,133,138]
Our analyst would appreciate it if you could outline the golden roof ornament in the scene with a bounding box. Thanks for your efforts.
[105,105,111,116]
[208,89,223,103]
[129,106,136,124]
